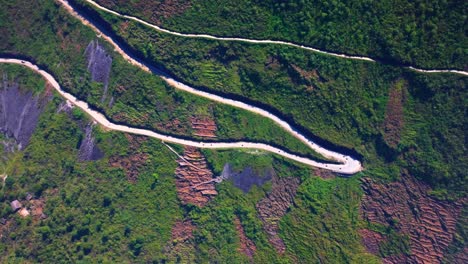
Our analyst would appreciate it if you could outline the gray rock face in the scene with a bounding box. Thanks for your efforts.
[222,163,274,193]
[0,74,45,150]
[85,40,112,102]
[78,123,104,161]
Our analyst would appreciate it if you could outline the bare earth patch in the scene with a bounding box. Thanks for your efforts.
[360,173,464,263]
[382,80,407,148]
[163,219,196,262]
[359,228,386,255]
[234,216,256,260]
[256,176,301,254]
[174,147,217,207]
[109,134,148,182]
[190,116,217,138]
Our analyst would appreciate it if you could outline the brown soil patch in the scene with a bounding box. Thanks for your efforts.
[256,176,301,254]
[190,116,217,138]
[109,134,148,182]
[291,64,320,80]
[175,147,217,207]
[448,247,468,264]
[383,80,407,148]
[360,173,464,263]
[265,56,281,70]
[171,220,196,243]
[29,198,46,220]
[359,228,386,255]
[163,219,196,262]
[313,167,336,179]
[234,216,256,260]
[96,0,191,24]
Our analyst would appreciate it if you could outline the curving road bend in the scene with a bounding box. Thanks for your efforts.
[0,58,362,174]
[81,0,468,76]
[55,0,363,173]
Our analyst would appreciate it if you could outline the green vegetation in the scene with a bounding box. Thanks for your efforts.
[0,66,182,262]
[0,0,466,262]
[280,176,380,263]
[79,3,467,197]
[94,0,467,69]
[0,0,326,162]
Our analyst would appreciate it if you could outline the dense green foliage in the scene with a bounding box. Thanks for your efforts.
[0,65,375,263]
[95,0,467,69]
[0,0,466,262]
[281,176,380,263]
[0,66,182,262]
[81,4,467,197]
[0,0,323,161]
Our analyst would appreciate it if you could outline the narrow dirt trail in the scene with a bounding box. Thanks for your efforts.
[0,58,362,174]
[82,0,468,76]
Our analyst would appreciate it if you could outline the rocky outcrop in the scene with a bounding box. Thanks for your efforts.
[85,40,112,102]
[190,116,217,138]
[360,173,464,263]
[256,176,301,254]
[234,216,256,260]
[78,123,104,161]
[222,163,273,193]
[174,147,217,207]
[0,73,49,151]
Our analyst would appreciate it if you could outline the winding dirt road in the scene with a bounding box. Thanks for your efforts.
[0,58,361,174]
[81,0,468,76]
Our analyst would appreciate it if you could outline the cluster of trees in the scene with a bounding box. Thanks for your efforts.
[93,0,467,69]
[95,8,467,197]
[0,0,466,262]
[0,0,324,161]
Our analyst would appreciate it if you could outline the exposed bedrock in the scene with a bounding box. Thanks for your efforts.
[0,73,48,151]
[85,40,112,102]
[78,123,104,161]
[222,163,273,193]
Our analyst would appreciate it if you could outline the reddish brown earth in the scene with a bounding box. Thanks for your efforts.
[175,147,217,207]
[360,173,464,263]
[256,176,301,254]
[234,216,256,260]
[359,228,386,255]
[171,219,196,243]
[383,81,407,148]
[291,64,320,80]
[163,219,196,261]
[449,247,468,264]
[29,198,46,221]
[313,167,336,179]
[190,116,217,138]
[109,134,148,182]
[96,0,191,24]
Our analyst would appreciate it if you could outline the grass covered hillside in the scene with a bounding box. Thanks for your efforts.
[0,0,326,160]
[94,0,467,69]
[0,0,466,263]
[75,0,467,198]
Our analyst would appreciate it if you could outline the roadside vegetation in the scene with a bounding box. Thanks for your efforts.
[77,0,467,197]
[0,0,325,160]
[0,0,466,262]
[94,0,467,69]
